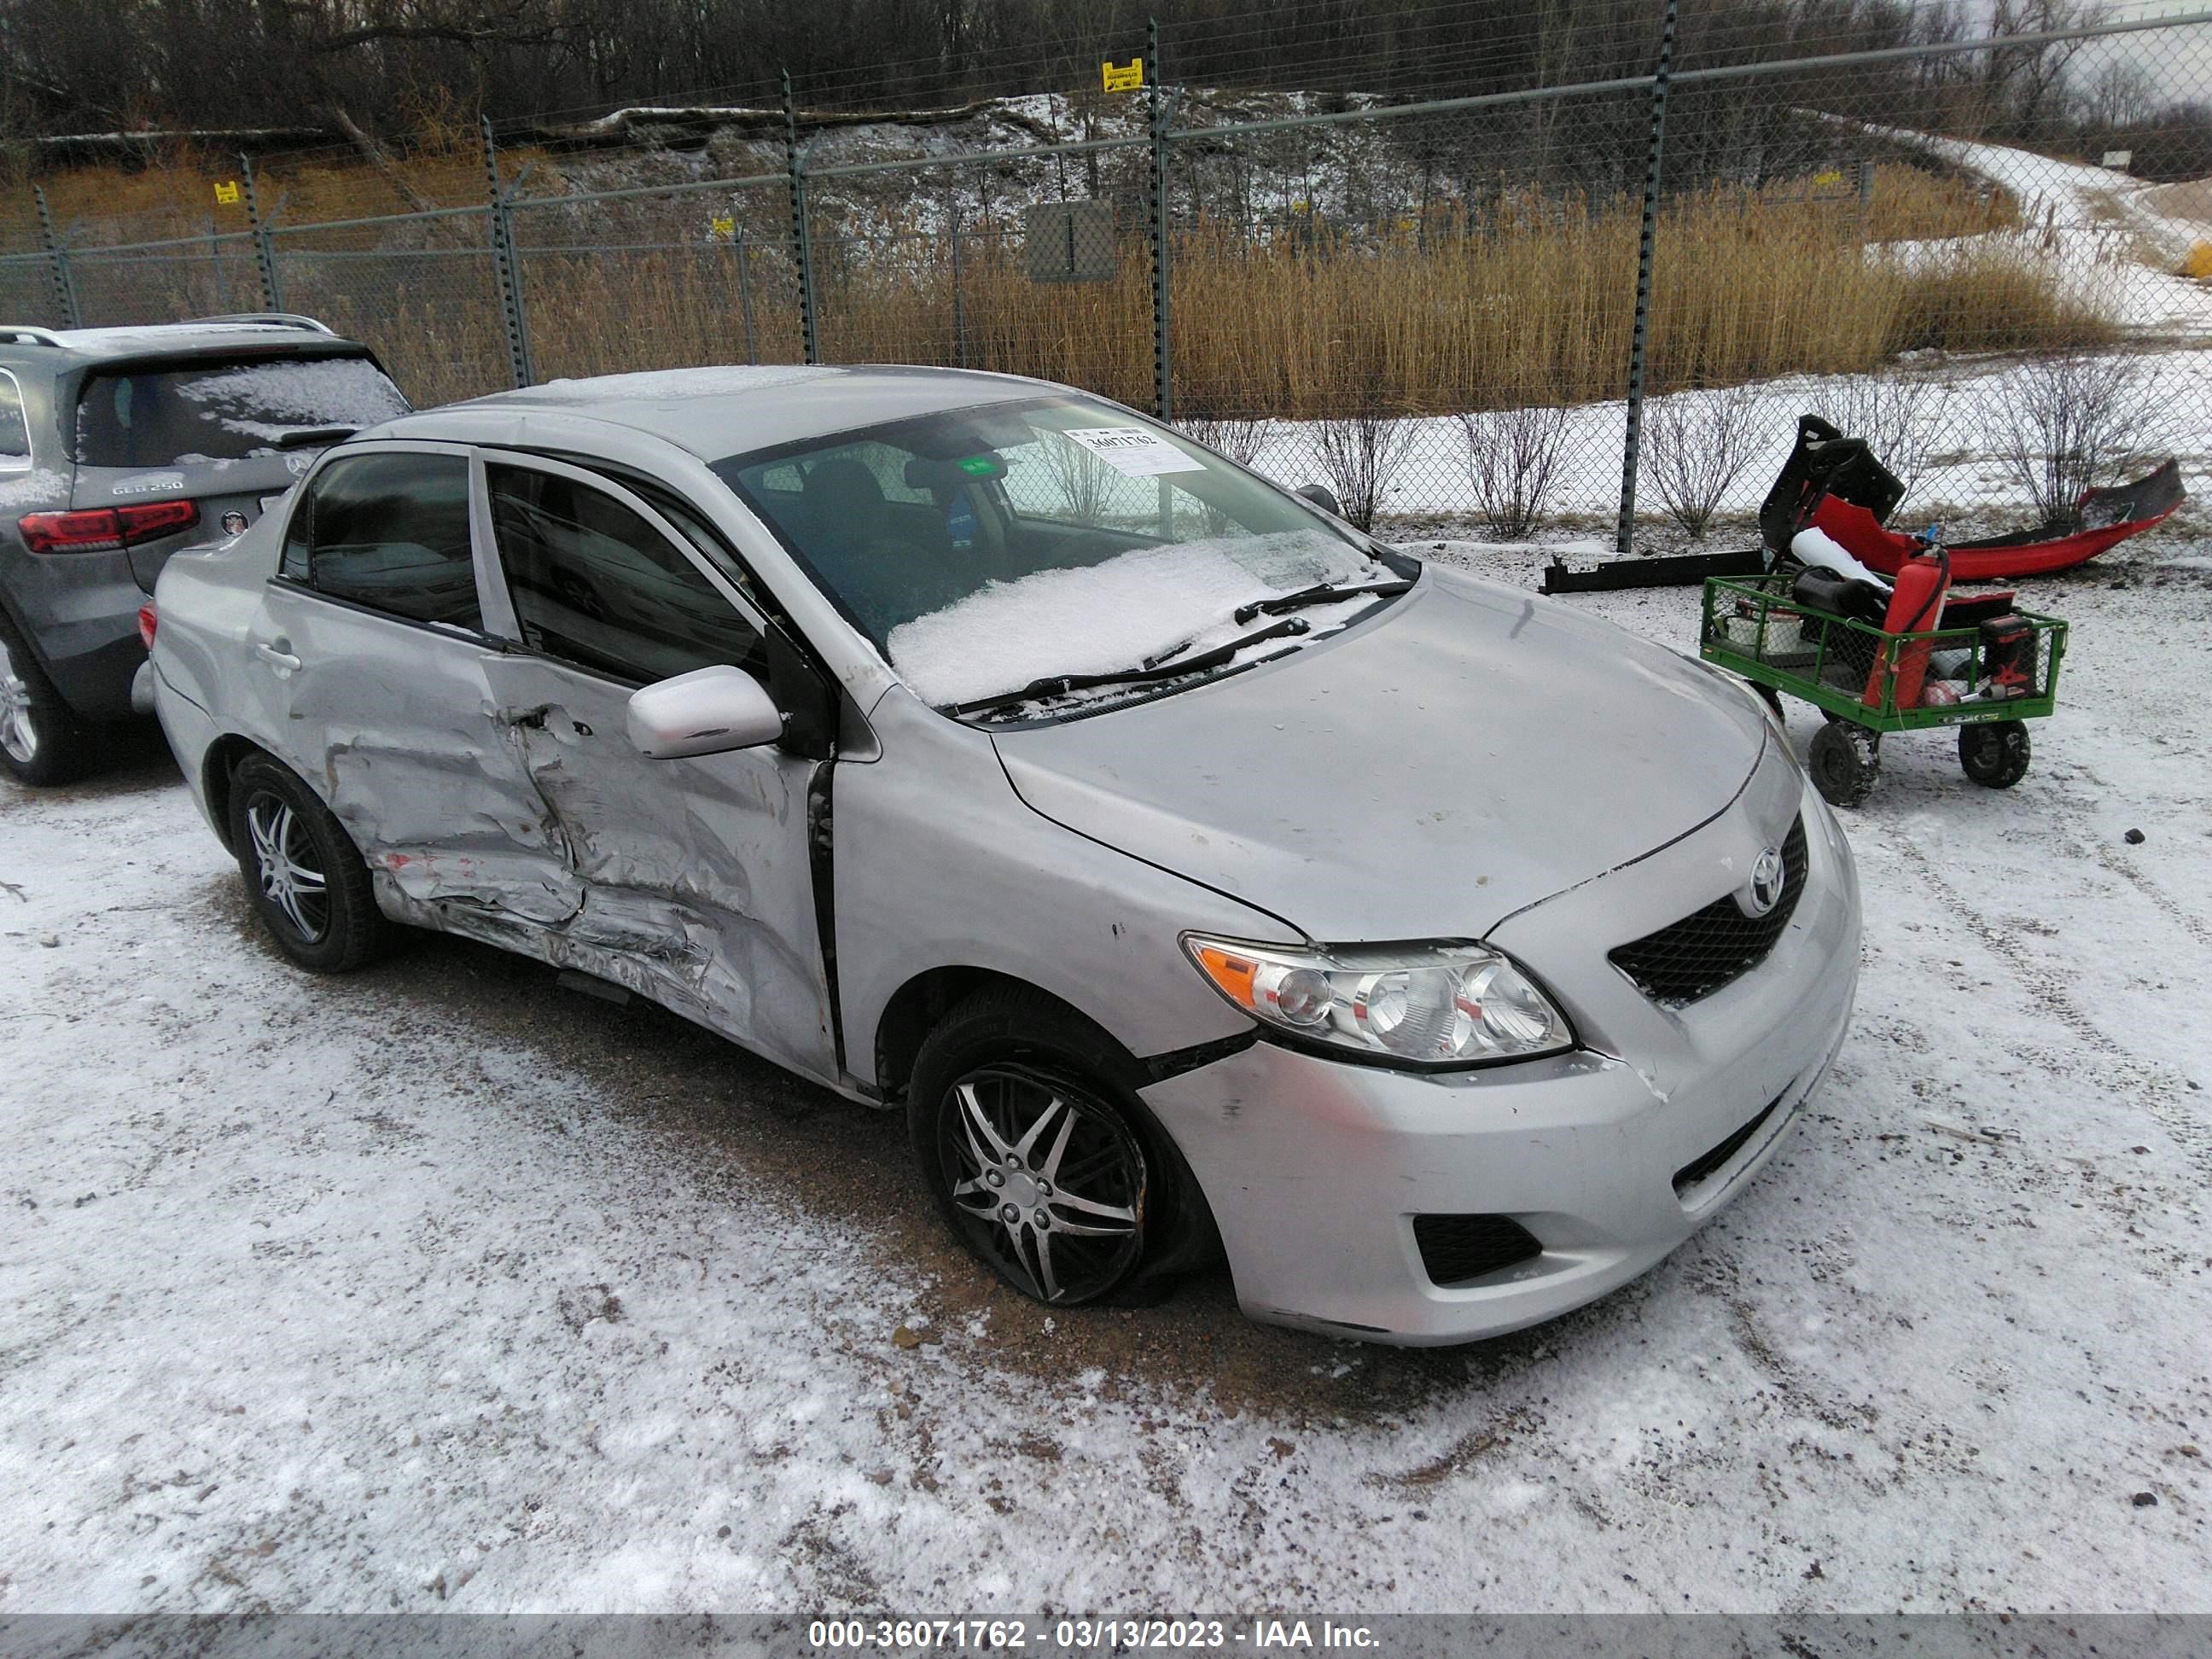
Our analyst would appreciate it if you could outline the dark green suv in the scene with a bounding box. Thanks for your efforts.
[0,314,407,783]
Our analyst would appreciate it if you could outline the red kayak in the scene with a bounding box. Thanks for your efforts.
[1808,458,2185,580]
[1761,414,2186,582]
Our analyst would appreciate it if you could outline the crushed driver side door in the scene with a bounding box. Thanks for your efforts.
[470,451,836,1082]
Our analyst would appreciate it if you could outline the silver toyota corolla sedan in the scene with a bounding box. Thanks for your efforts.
[146,364,1860,1344]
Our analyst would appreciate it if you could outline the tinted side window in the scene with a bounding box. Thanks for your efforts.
[282,452,481,630]
[0,373,30,467]
[486,464,765,685]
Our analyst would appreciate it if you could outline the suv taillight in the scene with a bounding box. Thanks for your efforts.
[20,498,200,554]
[137,604,158,650]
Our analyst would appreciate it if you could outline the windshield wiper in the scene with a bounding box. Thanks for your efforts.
[1233,577,1412,626]
[955,614,1314,716]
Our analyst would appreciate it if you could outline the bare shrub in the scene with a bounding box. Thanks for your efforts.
[1816,371,1941,504]
[1993,351,2162,526]
[1457,402,1571,540]
[1036,428,1122,522]
[1178,416,1274,468]
[1642,385,1766,539]
[1312,410,1418,531]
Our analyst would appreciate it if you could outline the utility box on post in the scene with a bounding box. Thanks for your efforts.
[1025,200,1116,283]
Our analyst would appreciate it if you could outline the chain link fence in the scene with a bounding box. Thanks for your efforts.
[9,8,2209,548]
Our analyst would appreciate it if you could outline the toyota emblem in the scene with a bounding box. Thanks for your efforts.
[1739,847,1786,917]
[220,510,250,537]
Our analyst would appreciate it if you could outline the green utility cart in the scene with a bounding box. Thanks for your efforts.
[1700,572,2069,807]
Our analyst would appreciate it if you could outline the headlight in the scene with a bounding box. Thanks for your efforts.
[1182,934,1575,1068]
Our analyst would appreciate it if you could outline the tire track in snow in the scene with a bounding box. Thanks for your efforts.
[1892,833,2212,1183]
[1890,839,2124,1057]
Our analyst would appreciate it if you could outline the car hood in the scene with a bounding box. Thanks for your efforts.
[992,567,1772,941]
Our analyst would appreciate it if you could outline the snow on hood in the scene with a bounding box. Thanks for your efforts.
[886,531,1389,707]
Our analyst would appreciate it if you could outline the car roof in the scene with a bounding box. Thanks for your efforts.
[0,317,370,370]
[375,364,1077,461]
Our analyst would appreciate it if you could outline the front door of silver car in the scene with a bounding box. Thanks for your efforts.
[471,452,835,1080]
[257,442,584,927]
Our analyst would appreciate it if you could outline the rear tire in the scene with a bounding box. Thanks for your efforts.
[226,753,391,972]
[0,610,93,787]
[1807,720,1880,808]
[1959,719,2031,789]
[907,988,1206,1307]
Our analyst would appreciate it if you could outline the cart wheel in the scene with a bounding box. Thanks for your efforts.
[1959,720,2031,789]
[1808,721,1881,808]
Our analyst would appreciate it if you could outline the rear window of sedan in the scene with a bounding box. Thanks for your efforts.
[75,354,409,467]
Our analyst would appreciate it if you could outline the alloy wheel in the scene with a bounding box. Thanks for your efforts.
[245,793,331,943]
[939,1064,1146,1304]
[0,633,38,765]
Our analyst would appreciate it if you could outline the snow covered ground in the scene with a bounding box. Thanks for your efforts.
[3,538,2209,1616]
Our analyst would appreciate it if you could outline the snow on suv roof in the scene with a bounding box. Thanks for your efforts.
[383,363,1063,461]
[0,318,359,363]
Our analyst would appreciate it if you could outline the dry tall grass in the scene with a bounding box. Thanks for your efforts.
[819,178,2104,419]
[9,152,2108,419]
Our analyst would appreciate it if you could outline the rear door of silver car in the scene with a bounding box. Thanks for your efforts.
[250,440,585,926]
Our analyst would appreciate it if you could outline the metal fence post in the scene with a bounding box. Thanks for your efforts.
[785,70,820,365]
[735,228,759,365]
[950,207,968,370]
[1148,15,1173,422]
[32,185,79,328]
[1613,0,1678,556]
[241,156,284,312]
[482,118,536,388]
[207,217,230,311]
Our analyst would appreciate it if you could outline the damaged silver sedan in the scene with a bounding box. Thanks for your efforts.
[147,364,1860,1343]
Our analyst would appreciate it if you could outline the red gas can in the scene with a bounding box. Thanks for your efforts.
[1863,551,1951,711]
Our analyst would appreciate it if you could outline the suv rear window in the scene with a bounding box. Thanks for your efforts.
[75,354,409,468]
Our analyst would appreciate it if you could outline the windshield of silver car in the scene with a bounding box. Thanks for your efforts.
[713,397,1403,712]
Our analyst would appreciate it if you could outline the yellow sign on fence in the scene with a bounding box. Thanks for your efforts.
[213,180,242,206]
[708,215,736,241]
[1101,57,1144,93]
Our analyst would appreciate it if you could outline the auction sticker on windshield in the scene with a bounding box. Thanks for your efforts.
[1062,426,1207,477]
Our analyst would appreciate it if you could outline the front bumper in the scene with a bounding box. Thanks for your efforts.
[1139,775,1860,1345]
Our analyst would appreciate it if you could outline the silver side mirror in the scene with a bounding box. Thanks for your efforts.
[627,665,784,759]
[1295,482,1343,518]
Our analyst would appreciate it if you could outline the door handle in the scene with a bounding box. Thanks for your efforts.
[255,642,302,672]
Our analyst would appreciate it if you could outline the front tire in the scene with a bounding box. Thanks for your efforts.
[0,610,92,786]
[1807,719,1881,808]
[908,990,1196,1307]
[226,754,391,972]
[1959,719,2031,789]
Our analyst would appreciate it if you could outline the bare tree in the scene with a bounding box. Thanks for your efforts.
[1313,410,1418,531]
[2087,57,2163,133]
[1036,428,1122,524]
[1177,416,1275,469]
[1458,401,1570,540]
[1643,385,1767,539]
[1816,372,1942,508]
[1994,350,2161,526]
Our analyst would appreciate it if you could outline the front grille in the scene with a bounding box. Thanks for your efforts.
[1673,1091,1784,1196]
[1412,1214,1543,1286]
[1609,816,1808,1005]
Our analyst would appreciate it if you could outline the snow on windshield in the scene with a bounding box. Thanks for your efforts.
[885,529,1388,707]
[170,358,409,446]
